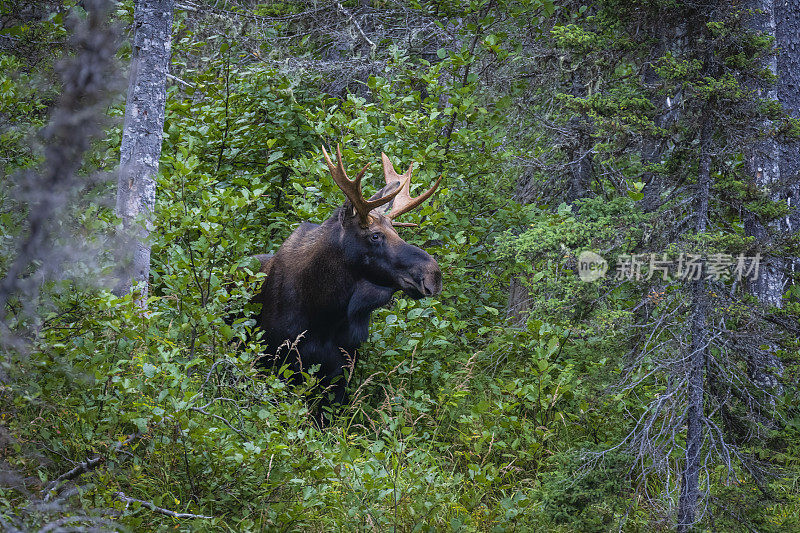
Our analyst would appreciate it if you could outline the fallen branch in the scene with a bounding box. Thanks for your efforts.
[113,491,213,520]
[43,456,104,501]
[43,425,156,501]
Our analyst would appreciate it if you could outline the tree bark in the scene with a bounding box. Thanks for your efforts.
[0,0,117,332]
[565,70,593,203]
[745,0,784,306]
[507,276,531,327]
[642,19,687,213]
[743,0,788,392]
[744,1,800,307]
[508,62,595,325]
[776,0,800,279]
[677,115,712,533]
[115,0,173,305]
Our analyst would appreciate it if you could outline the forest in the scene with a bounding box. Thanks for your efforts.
[1,0,799,531]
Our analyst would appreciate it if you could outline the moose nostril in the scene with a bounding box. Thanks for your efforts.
[423,270,442,296]
[422,279,433,296]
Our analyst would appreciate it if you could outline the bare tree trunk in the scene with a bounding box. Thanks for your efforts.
[640,62,664,213]
[508,66,594,325]
[565,70,593,203]
[776,0,800,283]
[745,0,784,306]
[677,115,712,532]
[0,0,117,336]
[743,0,788,392]
[115,0,173,305]
[744,1,800,307]
[507,276,531,327]
[677,276,708,531]
[642,19,686,213]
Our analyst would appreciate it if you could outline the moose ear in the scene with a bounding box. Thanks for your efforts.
[370,181,401,215]
[338,199,361,224]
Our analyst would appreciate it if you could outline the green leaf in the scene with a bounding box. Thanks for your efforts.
[628,190,644,201]
[142,363,157,378]
[547,336,559,356]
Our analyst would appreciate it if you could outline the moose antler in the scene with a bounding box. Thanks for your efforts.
[322,144,410,226]
[381,152,442,222]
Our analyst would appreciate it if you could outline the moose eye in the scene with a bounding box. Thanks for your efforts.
[370,232,382,242]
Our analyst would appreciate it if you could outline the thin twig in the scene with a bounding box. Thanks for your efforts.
[190,406,250,438]
[166,73,196,88]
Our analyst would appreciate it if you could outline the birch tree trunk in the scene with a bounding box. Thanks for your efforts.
[115,0,173,305]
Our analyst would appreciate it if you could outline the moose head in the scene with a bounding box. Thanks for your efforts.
[321,144,442,300]
[252,144,443,422]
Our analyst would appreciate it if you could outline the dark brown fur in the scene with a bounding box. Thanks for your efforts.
[253,192,442,422]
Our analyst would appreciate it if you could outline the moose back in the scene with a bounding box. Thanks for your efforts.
[250,146,442,419]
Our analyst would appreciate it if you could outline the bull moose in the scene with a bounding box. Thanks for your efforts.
[250,145,442,421]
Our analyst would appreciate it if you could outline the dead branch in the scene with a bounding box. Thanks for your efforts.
[113,491,213,520]
[42,456,104,501]
[43,424,155,502]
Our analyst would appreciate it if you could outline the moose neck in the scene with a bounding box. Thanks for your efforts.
[307,214,395,348]
[295,215,390,308]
